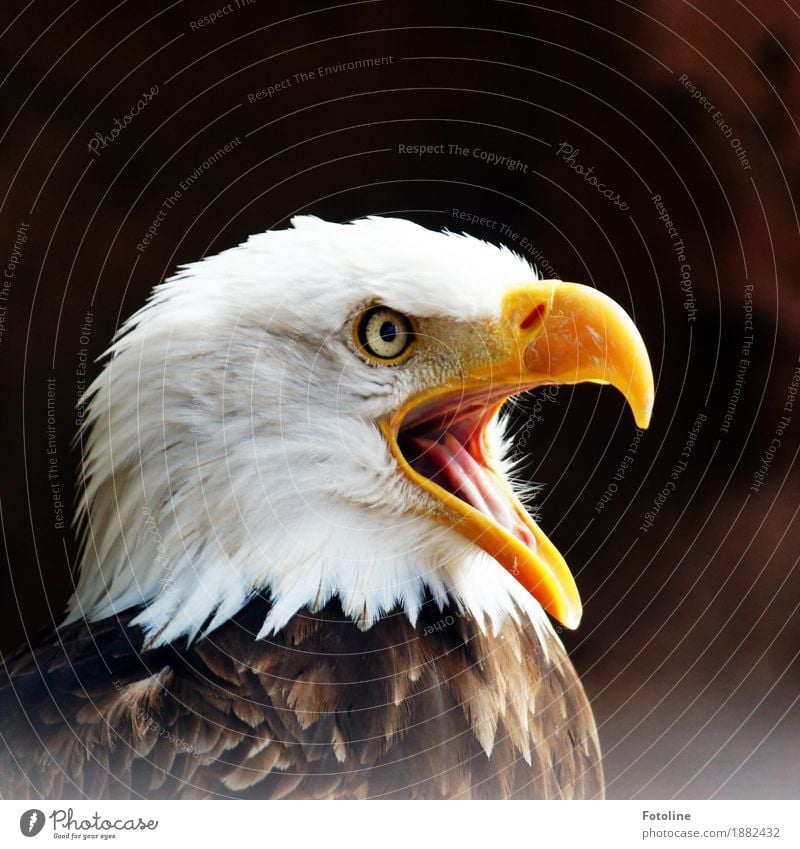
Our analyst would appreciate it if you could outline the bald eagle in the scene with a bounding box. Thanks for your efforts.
[0,216,653,799]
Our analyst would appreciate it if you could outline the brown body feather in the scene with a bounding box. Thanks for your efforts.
[0,596,603,799]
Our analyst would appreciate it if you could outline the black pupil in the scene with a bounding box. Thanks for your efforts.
[379,320,398,344]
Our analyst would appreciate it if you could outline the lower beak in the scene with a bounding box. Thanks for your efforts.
[382,280,654,630]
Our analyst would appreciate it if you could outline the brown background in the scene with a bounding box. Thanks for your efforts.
[1,0,798,799]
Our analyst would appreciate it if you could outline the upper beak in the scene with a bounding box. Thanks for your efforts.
[382,280,654,629]
[514,282,653,429]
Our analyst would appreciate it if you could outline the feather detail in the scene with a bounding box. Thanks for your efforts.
[0,594,603,799]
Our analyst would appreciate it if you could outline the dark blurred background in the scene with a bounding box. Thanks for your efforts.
[1,0,798,799]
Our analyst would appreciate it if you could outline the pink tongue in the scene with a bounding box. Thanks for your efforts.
[411,435,536,550]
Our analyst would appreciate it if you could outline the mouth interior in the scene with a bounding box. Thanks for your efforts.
[396,393,537,550]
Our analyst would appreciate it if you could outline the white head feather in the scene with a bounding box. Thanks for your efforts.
[65,216,555,647]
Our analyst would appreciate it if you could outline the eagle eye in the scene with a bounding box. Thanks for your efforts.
[354,306,416,364]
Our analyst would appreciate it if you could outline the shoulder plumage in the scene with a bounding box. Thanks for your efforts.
[0,595,601,799]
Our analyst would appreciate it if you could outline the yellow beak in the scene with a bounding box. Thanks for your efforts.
[381,281,654,629]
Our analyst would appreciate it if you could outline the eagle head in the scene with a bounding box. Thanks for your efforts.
[67,216,653,647]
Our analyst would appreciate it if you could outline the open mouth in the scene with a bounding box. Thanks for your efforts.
[381,380,583,629]
[381,379,584,628]
[395,389,537,552]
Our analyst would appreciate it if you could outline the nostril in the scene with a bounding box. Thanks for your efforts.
[520,303,547,330]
